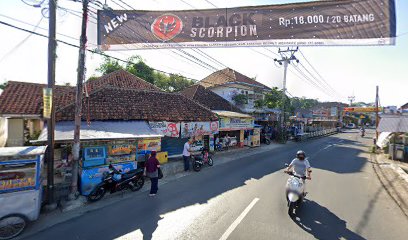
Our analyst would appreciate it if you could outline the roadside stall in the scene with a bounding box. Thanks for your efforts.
[35,121,162,196]
[213,110,254,148]
[377,116,408,161]
[0,146,46,239]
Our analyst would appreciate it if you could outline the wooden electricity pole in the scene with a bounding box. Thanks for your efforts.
[46,0,57,208]
[70,0,88,198]
[375,86,379,139]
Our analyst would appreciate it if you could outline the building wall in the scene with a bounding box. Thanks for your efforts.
[210,84,264,113]
[6,118,24,146]
[0,118,7,147]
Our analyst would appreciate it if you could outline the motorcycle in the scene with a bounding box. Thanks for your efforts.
[192,148,214,172]
[260,133,271,145]
[87,164,145,202]
[360,129,365,137]
[284,164,307,217]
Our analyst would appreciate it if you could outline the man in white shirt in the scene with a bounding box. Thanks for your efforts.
[183,138,193,171]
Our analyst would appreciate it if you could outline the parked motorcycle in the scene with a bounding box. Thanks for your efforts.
[87,164,145,202]
[285,164,307,217]
[260,133,271,145]
[192,148,214,172]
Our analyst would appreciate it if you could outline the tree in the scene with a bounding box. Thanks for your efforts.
[96,57,124,75]
[0,81,7,90]
[232,94,248,105]
[126,56,155,84]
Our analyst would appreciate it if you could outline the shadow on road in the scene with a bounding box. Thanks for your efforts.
[292,199,366,240]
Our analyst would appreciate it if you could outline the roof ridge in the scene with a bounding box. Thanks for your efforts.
[5,80,75,89]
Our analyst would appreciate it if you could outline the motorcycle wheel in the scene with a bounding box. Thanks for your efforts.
[193,162,201,172]
[0,214,27,240]
[207,157,214,166]
[130,177,145,192]
[288,202,296,217]
[265,139,271,145]
[88,186,106,202]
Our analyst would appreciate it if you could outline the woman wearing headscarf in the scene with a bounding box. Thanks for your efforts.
[144,151,160,196]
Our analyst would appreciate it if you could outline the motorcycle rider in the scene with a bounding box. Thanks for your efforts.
[284,150,312,181]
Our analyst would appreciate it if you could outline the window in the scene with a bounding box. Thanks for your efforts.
[245,91,248,94]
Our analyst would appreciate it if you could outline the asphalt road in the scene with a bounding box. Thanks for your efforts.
[24,130,408,240]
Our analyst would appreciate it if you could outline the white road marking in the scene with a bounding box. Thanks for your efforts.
[323,145,332,150]
[219,198,259,240]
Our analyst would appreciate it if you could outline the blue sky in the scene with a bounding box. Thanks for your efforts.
[0,0,407,106]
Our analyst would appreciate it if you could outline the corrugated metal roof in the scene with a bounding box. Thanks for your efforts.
[0,146,47,158]
[377,116,408,133]
[212,110,253,119]
[35,121,162,142]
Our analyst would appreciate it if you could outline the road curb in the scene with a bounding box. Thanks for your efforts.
[371,153,408,218]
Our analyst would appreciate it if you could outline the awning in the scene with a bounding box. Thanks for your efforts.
[212,110,253,119]
[35,121,163,142]
[0,146,47,158]
[377,116,408,133]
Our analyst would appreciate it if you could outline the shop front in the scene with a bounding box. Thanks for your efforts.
[149,121,219,155]
[35,121,163,196]
[213,111,255,148]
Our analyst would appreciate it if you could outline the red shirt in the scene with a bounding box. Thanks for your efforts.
[145,157,160,173]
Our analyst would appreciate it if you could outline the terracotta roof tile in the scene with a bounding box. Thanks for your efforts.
[199,68,271,90]
[56,87,218,122]
[86,69,161,92]
[180,85,243,113]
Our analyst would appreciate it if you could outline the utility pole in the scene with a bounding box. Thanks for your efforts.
[70,0,89,199]
[274,47,299,143]
[375,86,379,139]
[348,95,355,107]
[45,0,57,209]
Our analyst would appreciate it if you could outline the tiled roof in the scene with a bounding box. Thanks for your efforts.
[180,85,243,113]
[86,69,161,92]
[199,68,271,90]
[0,81,75,115]
[402,103,408,110]
[0,70,161,116]
[56,87,218,122]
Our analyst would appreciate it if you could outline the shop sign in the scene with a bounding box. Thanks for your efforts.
[149,121,180,138]
[138,138,161,152]
[220,117,253,130]
[330,107,338,117]
[181,121,219,138]
[343,107,383,113]
[43,88,52,119]
[108,143,134,156]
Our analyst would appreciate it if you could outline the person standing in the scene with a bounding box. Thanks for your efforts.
[144,151,160,196]
[183,138,193,171]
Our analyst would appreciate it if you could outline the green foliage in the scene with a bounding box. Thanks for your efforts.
[94,55,194,92]
[96,57,124,75]
[290,97,318,110]
[232,94,249,105]
[254,99,266,109]
[0,81,8,90]
[87,76,99,81]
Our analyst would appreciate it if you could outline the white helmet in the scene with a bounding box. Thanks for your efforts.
[296,150,306,158]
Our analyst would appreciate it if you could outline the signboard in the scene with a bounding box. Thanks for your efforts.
[220,117,253,130]
[343,107,383,112]
[43,88,52,119]
[0,161,38,193]
[149,121,180,138]
[107,143,135,156]
[97,0,396,49]
[181,121,219,138]
[138,138,161,152]
[330,107,338,117]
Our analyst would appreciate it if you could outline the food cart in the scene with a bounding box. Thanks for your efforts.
[0,146,46,239]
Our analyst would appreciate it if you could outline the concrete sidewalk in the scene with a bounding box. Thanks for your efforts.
[371,152,408,218]
[18,142,288,239]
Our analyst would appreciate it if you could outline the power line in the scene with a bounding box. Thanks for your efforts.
[298,50,340,97]
[203,0,217,8]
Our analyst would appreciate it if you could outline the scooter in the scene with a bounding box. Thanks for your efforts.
[87,164,145,202]
[261,134,271,145]
[284,164,307,217]
[192,148,214,172]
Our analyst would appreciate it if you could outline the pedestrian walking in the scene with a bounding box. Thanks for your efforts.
[183,138,193,171]
[144,151,160,196]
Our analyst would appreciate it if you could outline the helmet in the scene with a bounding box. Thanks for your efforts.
[296,150,306,160]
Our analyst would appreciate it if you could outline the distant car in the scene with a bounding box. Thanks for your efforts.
[346,123,356,129]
